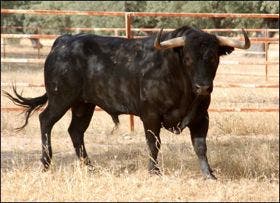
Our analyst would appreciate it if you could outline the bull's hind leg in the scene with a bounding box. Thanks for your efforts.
[68,102,95,167]
[39,102,70,171]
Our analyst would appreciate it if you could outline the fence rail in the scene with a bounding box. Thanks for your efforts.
[1,33,278,43]
[1,107,278,113]
[2,9,279,18]
[1,82,279,89]
[1,9,125,16]
[2,26,279,34]
[1,58,278,66]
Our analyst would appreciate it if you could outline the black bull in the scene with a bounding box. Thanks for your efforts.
[4,26,250,179]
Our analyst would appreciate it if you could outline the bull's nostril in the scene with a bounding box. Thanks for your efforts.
[194,84,211,95]
[194,84,201,94]
[202,85,209,91]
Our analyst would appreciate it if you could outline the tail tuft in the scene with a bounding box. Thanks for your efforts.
[2,86,48,130]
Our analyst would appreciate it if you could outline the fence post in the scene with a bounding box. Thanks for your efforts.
[37,46,40,58]
[3,38,6,58]
[125,12,135,132]
[125,12,132,38]
[114,29,118,36]
[264,28,268,81]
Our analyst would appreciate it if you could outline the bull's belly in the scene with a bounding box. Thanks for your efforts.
[82,74,140,115]
[97,100,139,115]
[82,90,139,116]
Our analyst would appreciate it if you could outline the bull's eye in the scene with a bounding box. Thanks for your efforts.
[203,51,218,66]
[203,54,208,61]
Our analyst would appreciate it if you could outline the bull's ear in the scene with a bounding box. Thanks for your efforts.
[219,45,234,56]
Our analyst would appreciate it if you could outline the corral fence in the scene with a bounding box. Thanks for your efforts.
[1,9,279,131]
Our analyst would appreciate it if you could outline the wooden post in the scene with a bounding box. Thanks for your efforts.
[264,28,268,81]
[37,47,40,58]
[129,114,135,132]
[125,12,135,132]
[125,12,132,38]
[3,38,6,58]
[114,29,118,36]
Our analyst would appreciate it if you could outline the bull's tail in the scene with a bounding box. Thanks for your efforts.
[2,86,48,130]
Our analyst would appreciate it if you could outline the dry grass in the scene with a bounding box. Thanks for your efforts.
[1,112,279,201]
[1,109,279,201]
[1,47,279,201]
[1,167,278,201]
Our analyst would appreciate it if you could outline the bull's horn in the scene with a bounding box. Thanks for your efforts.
[217,28,250,49]
[154,28,186,50]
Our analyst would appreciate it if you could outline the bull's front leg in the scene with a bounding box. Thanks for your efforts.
[189,112,216,179]
[142,114,162,175]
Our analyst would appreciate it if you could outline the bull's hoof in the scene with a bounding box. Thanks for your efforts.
[149,168,162,176]
[41,163,51,172]
[79,157,95,172]
[87,164,95,173]
[41,167,49,172]
[148,164,161,176]
[41,158,51,172]
[203,172,217,180]
[80,157,91,166]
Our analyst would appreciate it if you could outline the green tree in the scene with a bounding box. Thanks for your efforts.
[1,1,35,33]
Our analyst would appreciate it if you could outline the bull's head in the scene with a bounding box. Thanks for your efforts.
[154,28,250,96]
